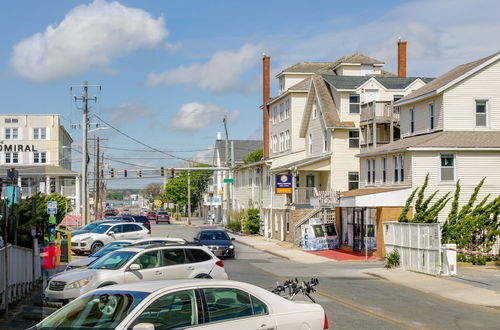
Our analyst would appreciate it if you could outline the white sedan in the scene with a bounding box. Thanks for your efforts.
[36,280,329,329]
[71,222,150,254]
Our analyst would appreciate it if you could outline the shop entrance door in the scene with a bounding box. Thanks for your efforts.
[353,208,363,252]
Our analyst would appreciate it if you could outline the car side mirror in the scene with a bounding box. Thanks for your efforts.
[231,237,235,241]
[129,264,141,271]
[108,231,115,236]
[193,237,199,241]
[132,323,155,330]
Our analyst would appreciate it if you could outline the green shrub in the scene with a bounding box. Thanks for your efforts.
[227,221,241,232]
[242,208,260,234]
[470,255,487,265]
[384,249,400,269]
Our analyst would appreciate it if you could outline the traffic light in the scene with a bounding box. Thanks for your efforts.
[160,166,167,176]
[170,168,175,178]
[110,168,116,178]
[137,170,142,177]
[124,170,128,177]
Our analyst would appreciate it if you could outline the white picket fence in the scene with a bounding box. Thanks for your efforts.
[383,222,443,275]
[0,243,42,310]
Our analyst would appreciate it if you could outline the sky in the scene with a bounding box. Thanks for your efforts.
[1,0,499,189]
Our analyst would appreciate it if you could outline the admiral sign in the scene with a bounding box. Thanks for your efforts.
[275,174,292,194]
[0,144,38,152]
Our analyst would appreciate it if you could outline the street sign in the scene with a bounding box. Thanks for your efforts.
[48,215,57,224]
[218,190,224,195]
[223,178,234,183]
[156,200,163,208]
[47,201,57,215]
[275,174,292,194]
[31,226,36,237]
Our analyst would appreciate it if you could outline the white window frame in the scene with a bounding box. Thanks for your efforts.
[348,171,359,190]
[285,130,290,150]
[399,155,405,182]
[5,128,19,140]
[285,99,290,119]
[5,152,19,164]
[279,132,284,152]
[382,157,387,183]
[428,103,434,131]
[349,129,360,148]
[440,153,456,182]
[308,133,313,155]
[34,152,47,164]
[366,159,371,184]
[349,94,360,114]
[393,156,399,183]
[313,99,318,119]
[474,99,488,128]
[279,103,284,122]
[323,130,328,152]
[409,108,414,134]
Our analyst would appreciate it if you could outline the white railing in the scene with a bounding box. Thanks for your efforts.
[61,185,76,196]
[383,222,442,275]
[294,187,318,205]
[361,101,400,122]
[0,243,41,310]
[310,190,340,206]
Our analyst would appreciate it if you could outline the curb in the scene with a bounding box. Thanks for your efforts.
[234,238,291,260]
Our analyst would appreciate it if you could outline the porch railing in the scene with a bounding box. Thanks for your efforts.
[294,187,318,204]
[61,185,76,196]
[361,101,400,122]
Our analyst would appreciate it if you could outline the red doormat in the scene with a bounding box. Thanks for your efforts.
[308,249,381,261]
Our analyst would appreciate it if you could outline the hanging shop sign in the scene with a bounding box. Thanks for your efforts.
[275,174,292,194]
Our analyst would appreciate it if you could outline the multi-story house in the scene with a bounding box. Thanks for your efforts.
[0,114,80,212]
[351,51,500,256]
[234,41,433,247]
[207,133,261,222]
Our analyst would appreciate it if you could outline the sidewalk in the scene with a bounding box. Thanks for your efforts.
[364,267,500,308]
[224,229,500,308]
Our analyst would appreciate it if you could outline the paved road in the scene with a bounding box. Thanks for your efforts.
[155,222,500,330]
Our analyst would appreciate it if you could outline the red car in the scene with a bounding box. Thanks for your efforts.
[146,211,156,221]
[156,210,170,224]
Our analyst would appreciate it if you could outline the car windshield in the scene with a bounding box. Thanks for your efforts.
[90,224,112,234]
[38,290,148,329]
[91,242,132,258]
[89,251,136,270]
[82,223,99,231]
[200,231,230,240]
[158,211,167,215]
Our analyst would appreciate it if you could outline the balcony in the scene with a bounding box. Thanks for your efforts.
[360,101,399,124]
[293,188,340,206]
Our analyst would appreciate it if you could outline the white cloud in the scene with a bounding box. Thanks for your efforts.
[107,102,159,124]
[10,0,168,83]
[164,41,182,53]
[283,0,500,77]
[146,43,264,93]
[169,102,239,132]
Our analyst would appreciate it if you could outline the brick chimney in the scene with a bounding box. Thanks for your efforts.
[398,39,407,78]
[262,55,271,159]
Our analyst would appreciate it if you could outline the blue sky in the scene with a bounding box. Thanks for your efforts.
[1,0,499,188]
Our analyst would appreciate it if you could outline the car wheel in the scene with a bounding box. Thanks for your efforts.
[90,241,104,253]
[195,273,212,279]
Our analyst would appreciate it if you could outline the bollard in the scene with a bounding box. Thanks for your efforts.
[67,231,72,263]
[56,232,61,265]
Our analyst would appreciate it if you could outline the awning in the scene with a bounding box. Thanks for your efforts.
[339,187,412,207]
[271,154,331,172]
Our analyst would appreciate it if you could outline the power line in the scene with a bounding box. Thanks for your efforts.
[92,114,204,165]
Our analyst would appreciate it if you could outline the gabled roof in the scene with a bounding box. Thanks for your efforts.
[213,140,262,165]
[322,75,433,91]
[397,52,500,105]
[288,77,311,91]
[358,131,500,157]
[279,54,387,76]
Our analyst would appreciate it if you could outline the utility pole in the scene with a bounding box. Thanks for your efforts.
[95,137,100,219]
[223,115,230,224]
[187,168,191,225]
[73,81,99,226]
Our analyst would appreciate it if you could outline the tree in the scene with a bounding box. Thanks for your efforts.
[141,183,164,200]
[163,164,212,213]
[243,149,263,165]
[398,174,450,223]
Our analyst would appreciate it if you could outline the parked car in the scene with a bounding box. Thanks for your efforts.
[195,229,235,258]
[104,209,119,217]
[146,211,156,221]
[37,280,329,329]
[70,222,150,254]
[45,244,228,304]
[65,237,187,271]
[106,215,152,231]
[156,210,170,224]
